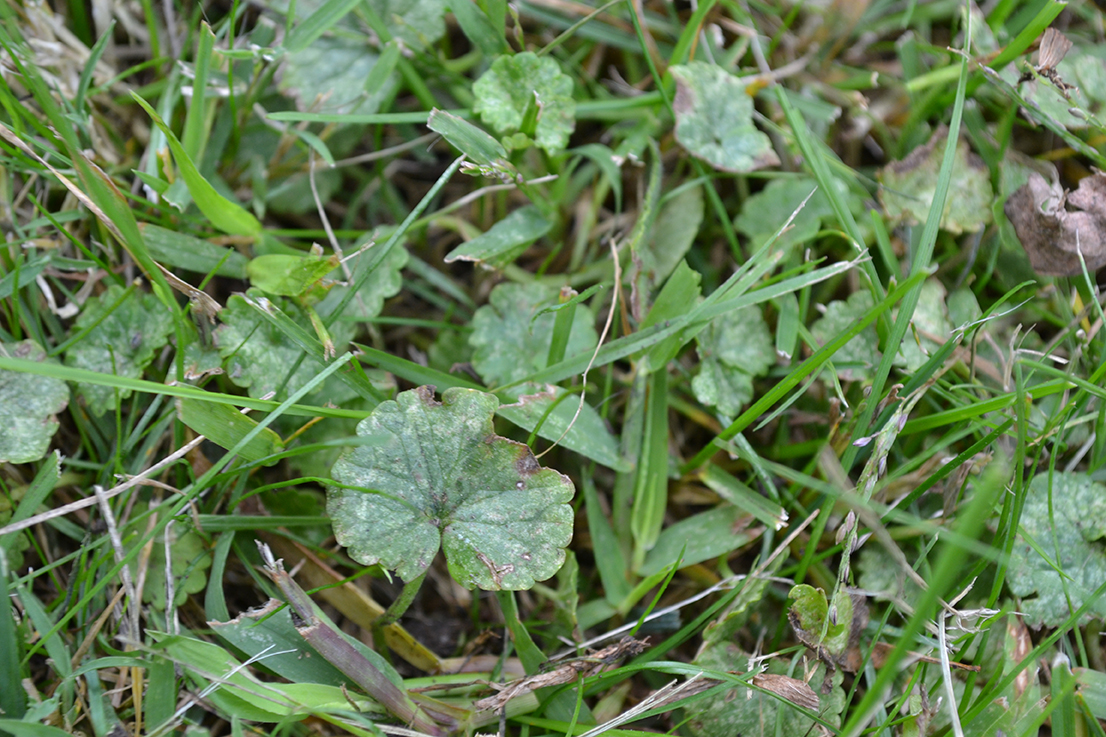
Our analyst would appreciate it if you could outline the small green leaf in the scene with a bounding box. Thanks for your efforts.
[248,252,339,298]
[670,62,779,173]
[449,0,508,57]
[473,52,576,154]
[444,205,551,269]
[470,282,597,386]
[64,285,174,416]
[132,95,263,237]
[1008,472,1106,627]
[328,386,575,589]
[691,306,774,418]
[636,185,704,293]
[317,241,408,321]
[0,341,68,463]
[734,177,846,251]
[177,398,284,463]
[879,125,994,235]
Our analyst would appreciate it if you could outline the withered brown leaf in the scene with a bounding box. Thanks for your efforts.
[1004,171,1106,276]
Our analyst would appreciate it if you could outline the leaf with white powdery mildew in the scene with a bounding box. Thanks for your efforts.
[470,282,597,386]
[0,341,68,463]
[1007,472,1106,627]
[670,62,779,173]
[64,285,174,416]
[327,386,574,589]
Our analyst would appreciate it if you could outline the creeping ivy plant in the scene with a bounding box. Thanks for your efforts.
[327,386,575,591]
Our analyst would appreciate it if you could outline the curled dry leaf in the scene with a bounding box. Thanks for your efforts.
[750,673,820,711]
[1004,171,1106,275]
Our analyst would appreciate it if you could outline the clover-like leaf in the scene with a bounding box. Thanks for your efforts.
[470,282,597,386]
[670,62,779,173]
[879,124,993,235]
[473,52,576,154]
[0,341,69,463]
[691,306,774,419]
[328,386,574,589]
[1007,472,1106,627]
[64,284,174,416]
[214,294,355,400]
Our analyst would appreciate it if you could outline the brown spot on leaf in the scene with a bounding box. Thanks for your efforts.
[1005,171,1106,276]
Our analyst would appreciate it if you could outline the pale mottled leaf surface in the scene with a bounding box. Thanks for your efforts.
[879,126,993,234]
[691,306,774,418]
[473,52,576,154]
[215,294,355,400]
[1007,472,1106,627]
[470,282,597,386]
[810,290,879,381]
[0,341,68,463]
[670,62,779,173]
[64,285,174,416]
[328,386,574,589]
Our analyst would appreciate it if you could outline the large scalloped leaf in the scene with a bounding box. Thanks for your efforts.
[327,386,574,589]
[469,282,597,387]
[1007,472,1106,627]
[670,62,779,173]
[0,341,69,463]
[64,285,174,416]
[473,52,576,154]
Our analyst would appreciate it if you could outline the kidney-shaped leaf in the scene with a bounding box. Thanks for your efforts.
[670,62,779,173]
[328,386,574,590]
[473,52,576,154]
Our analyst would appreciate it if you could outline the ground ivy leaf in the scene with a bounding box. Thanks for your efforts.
[470,282,598,386]
[368,0,446,49]
[473,52,576,154]
[1007,472,1106,627]
[327,386,575,589]
[279,36,392,115]
[636,185,704,292]
[0,341,68,463]
[497,383,628,472]
[879,124,993,235]
[810,291,879,381]
[897,279,952,371]
[64,284,174,416]
[215,294,355,399]
[687,642,845,736]
[134,502,212,610]
[734,176,848,251]
[691,306,774,419]
[317,242,408,320]
[670,62,779,173]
